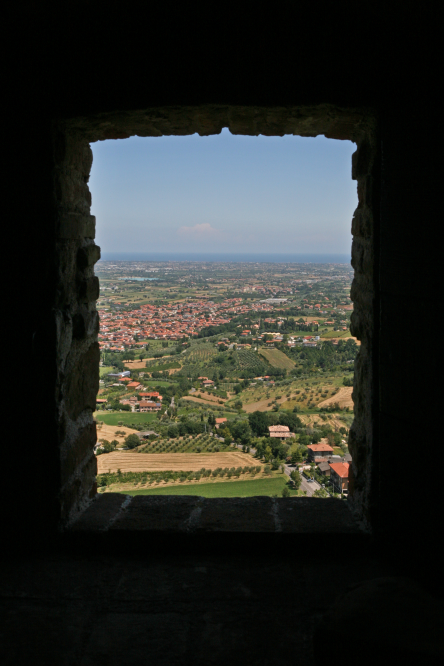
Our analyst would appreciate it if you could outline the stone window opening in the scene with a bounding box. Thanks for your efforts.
[53,105,377,535]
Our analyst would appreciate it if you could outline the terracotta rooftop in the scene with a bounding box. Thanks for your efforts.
[307,444,334,452]
[329,462,350,478]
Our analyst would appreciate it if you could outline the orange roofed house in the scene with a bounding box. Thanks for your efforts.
[126,381,143,391]
[329,462,350,494]
[307,443,334,461]
[139,392,162,401]
[215,418,227,429]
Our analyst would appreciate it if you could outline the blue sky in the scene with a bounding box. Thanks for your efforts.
[89,129,357,255]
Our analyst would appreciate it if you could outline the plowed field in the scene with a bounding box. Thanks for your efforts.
[97,451,258,474]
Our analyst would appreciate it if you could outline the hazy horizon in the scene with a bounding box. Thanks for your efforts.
[90,130,357,256]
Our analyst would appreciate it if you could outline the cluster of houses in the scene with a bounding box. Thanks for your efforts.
[266,426,351,494]
[97,297,276,352]
[306,441,351,494]
[97,371,163,412]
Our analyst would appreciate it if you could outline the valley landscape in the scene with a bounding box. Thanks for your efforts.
[95,260,355,498]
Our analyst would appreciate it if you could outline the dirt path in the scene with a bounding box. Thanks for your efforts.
[97,451,258,474]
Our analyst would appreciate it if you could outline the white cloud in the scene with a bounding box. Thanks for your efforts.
[177,223,222,239]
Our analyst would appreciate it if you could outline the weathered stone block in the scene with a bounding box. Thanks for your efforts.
[61,455,98,524]
[58,213,96,239]
[357,175,373,209]
[277,498,360,533]
[65,342,100,419]
[79,276,100,302]
[61,422,97,487]
[110,495,201,531]
[70,493,128,531]
[198,497,275,532]
[77,244,101,269]
[351,208,372,239]
[351,141,371,179]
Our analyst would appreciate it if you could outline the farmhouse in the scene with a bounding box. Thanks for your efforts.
[215,418,228,428]
[139,431,159,439]
[307,443,334,461]
[139,401,161,412]
[126,381,143,391]
[139,392,162,401]
[268,425,292,440]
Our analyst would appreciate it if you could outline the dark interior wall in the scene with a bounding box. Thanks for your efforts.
[6,5,440,581]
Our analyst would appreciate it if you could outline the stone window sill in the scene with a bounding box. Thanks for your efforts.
[68,494,367,538]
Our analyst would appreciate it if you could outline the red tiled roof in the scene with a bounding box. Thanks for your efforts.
[329,462,349,478]
[307,444,334,452]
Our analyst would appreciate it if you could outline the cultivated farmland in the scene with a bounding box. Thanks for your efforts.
[258,348,295,370]
[96,423,140,445]
[317,386,354,409]
[124,476,299,498]
[97,451,258,474]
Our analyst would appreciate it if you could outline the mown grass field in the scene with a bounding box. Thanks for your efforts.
[99,366,114,378]
[320,329,351,339]
[121,476,299,497]
[258,348,295,370]
[143,379,178,388]
[94,412,158,426]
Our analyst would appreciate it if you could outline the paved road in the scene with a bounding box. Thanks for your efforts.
[283,464,321,496]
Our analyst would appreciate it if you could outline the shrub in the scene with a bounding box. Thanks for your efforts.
[125,433,141,450]
[281,487,291,498]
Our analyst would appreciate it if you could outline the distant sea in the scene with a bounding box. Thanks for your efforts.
[100,252,351,264]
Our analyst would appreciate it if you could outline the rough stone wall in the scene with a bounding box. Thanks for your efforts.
[54,104,377,529]
[348,127,379,530]
[52,129,101,526]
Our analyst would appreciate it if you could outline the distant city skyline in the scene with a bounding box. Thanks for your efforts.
[89,130,357,256]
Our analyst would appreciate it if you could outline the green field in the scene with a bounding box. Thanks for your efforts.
[258,348,295,370]
[94,412,158,426]
[99,366,114,379]
[143,380,178,388]
[121,476,299,497]
[145,361,181,372]
[320,330,351,339]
